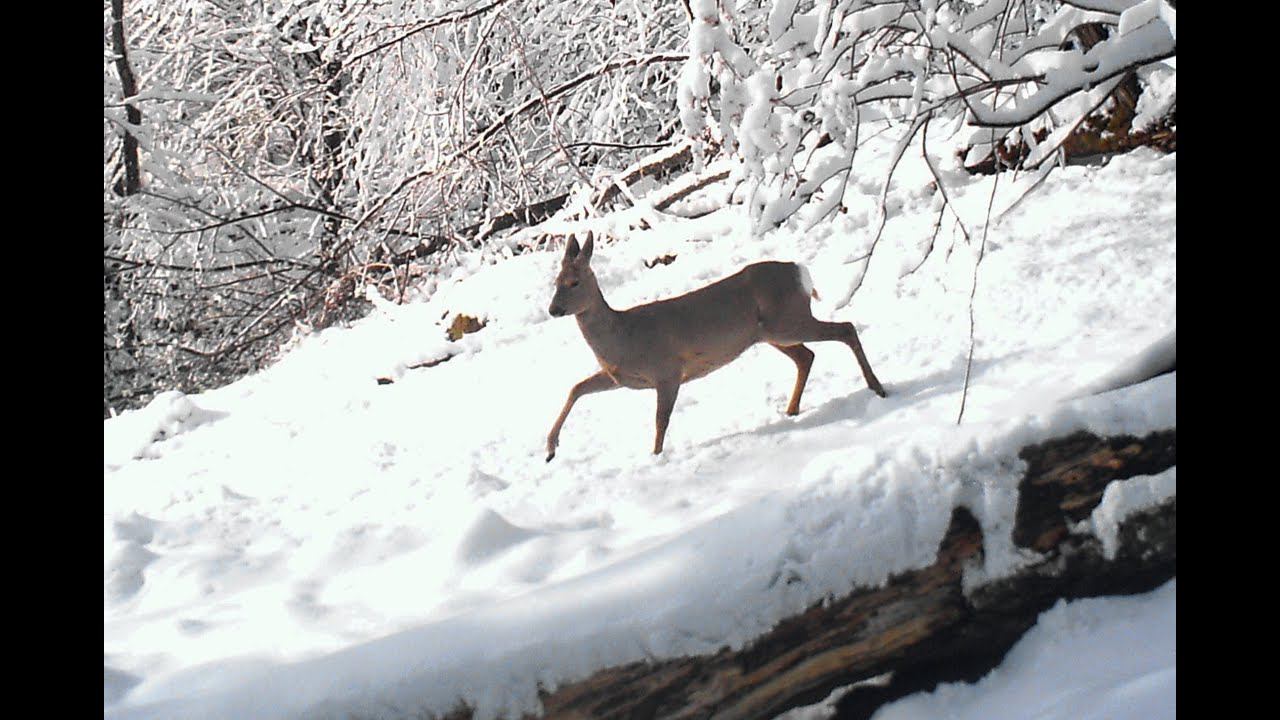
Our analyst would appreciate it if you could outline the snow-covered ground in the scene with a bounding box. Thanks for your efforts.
[104,134,1175,719]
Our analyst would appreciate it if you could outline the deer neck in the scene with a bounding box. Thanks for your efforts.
[573,289,622,357]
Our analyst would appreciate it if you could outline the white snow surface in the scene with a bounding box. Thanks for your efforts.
[104,137,1175,719]
[1082,466,1176,560]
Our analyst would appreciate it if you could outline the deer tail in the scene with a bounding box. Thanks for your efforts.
[798,264,821,301]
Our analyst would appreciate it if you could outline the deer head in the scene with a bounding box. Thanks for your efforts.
[548,232,600,318]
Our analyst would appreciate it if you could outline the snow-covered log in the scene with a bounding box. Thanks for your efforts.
[439,428,1175,720]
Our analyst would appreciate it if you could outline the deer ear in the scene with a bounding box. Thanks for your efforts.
[564,235,580,261]
[580,231,594,262]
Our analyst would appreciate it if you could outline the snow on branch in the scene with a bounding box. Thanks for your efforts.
[355,52,689,235]
[965,19,1175,128]
[1059,0,1144,13]
[344,0,513,68]
[103,0,1178,411]
[668,0,1175,293]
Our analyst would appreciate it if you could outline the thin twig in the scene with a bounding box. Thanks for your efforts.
[343,0,511,69]
[957,129,1004,424]
[350,52,686,236]
[123,203,351,238]
[563,140,675,154]
[103,254,314,275]
[909,113,974,278]
[836,110,928,308]
[506,15,594,189]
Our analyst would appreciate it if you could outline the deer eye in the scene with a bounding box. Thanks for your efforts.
[569,281,580,288]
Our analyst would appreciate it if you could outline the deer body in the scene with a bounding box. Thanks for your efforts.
[575,263,789,388]
[546,234,887,460]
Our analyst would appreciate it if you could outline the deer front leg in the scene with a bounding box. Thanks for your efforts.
[547,371,618,461]
[652,379,681,455]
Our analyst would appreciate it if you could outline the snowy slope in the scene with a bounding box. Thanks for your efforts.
[104,136,1175,719]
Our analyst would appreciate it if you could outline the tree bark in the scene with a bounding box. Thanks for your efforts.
[440,428,1176,720]
[109,0,141,197]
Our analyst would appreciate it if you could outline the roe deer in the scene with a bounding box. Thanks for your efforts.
[545,232,887,460]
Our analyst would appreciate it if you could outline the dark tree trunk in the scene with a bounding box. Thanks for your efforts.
[316,56,347,266]
[109,0,141,197]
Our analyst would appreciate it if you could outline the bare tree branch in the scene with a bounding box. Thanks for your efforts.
[343,0,512,69]
[353,52,688,235]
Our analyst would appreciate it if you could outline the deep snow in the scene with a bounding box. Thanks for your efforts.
[105,132,1174,719]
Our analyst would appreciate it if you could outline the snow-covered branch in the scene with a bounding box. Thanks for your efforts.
[104,0,691,412]
[673,0,1177,235]
[965,18,1175,128]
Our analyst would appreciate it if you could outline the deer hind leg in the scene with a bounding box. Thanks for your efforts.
[831,321,887,398]
[652,379,681,455]
[771,343,815,415]
[763,316,887,399]
[547,370,619,461]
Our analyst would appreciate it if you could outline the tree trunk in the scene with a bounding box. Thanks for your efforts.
[109,0,141,197]
[441,428,1176,720]
[316,56,347,266]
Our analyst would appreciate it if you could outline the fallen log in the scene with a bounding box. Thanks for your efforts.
[440,427,1175,720]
